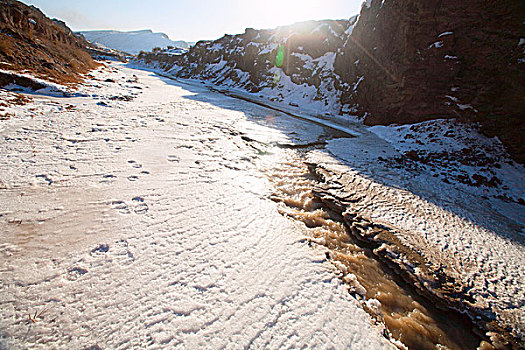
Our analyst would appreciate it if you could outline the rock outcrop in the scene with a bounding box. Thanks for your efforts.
[337,0,525,164]
[138,20,356,114]
[0,0,97,83]
[138,1,524,164]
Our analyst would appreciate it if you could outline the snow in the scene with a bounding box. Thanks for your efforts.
[258,42,279,55]
[155,74,361,138]
[205,59,229,75]
[135,20,357,121]
[456,103,476,111]
[161,47,189,56]
[438,31,453,37]
[80,30,189,55]
[291,52,335,72]
[446,94,459,102]
[256,67,341,115]
[2,60,524,347]
[353,76,364,91]
[310,118,525,340]
[345,17,357,36]
[0,62,394,349]
[428,41,444,49]
[315,52,336,71]
[312,23,341,39]
[518,38,525,63]
[208,42,225,53]
[0,69,85,98]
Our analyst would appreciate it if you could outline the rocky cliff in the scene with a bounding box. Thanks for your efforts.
[0,0,97,84]
[138,0,524,164]
[338,0,525,164]
[138,19,356,115]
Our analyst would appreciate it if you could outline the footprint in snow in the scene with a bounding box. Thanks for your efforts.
[110,198,148,215]
[110,200,130,214]
[91,244,109,254]
[35,174,52,185]
[128,160,142,168]
[65,266,88,281]
[83,345,102,350]
[132,196,149,214]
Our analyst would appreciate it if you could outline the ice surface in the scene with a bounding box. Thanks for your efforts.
[438,31,453,37]
[0,63,393,349]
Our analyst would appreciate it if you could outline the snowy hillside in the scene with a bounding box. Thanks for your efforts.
[137,0,524,166]
[137,20,355,116]
[80,29,189,55]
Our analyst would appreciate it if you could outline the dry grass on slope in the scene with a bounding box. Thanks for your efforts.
[0,0,99,86]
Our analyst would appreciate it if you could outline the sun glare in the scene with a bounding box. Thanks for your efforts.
[241,0,343,29]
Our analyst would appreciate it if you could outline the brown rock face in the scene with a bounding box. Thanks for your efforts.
[0,0,97,84]
[335,0,525,163]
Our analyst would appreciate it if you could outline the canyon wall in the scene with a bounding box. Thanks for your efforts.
[138,1,525,163]
[339,0,525,163]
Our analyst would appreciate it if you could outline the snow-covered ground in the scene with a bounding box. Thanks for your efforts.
[316,123,525,344]
[1,61,524,349]
[0,63,393,349]
[133,62,525,346]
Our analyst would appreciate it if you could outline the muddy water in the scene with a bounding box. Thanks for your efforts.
[260,149,491,350]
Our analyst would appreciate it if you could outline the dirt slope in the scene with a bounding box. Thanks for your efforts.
[0,0,97,84]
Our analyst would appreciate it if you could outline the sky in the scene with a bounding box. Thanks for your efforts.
[21,0,363,42]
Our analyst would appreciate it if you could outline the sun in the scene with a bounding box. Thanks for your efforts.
[242,0,336,29]
[271,0,321,24]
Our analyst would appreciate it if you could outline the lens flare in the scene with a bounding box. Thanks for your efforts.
[275,45,285,67]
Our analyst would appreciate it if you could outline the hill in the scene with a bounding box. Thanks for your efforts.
[0,0,97,84]
[138,20,354,115]
[80,29,190,55]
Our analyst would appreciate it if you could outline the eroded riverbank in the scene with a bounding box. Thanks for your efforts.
[258,147,498,349]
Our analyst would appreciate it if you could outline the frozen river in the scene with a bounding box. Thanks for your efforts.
[0,64,394,349]
[1,63,523,349]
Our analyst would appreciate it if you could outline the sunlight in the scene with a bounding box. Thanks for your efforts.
[270,0,320,24]
[241,0,339,29]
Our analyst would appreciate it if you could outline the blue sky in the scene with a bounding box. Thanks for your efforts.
[21,0,363,42]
